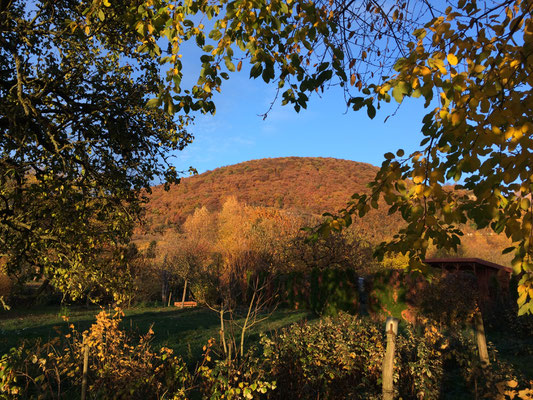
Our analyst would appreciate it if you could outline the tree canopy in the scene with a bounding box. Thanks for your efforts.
[2,0,533,313]
[0,0,192,301]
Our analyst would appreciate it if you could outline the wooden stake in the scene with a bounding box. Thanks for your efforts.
[474,311,490,367]
[181,279,188,308]
[81,340,89,400]
[382,317,399,400]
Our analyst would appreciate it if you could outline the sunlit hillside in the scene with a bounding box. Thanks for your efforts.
[139,157,513,266]
[143,156,384,231]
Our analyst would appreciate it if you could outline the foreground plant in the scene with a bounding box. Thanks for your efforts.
[0,309,191,399]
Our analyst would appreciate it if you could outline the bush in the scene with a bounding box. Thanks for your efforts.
[197,340,275,400]
[280,268,359,315]
[1,308,529,399]
[0,309,190,399]
[0,273,11,299]
[415,271,479,327]
[261,312,446,399]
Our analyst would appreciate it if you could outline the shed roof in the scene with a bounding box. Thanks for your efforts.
[424,257,512,273]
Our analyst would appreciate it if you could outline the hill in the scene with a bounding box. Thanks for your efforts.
[144,157,380,230]
[139,156,513,266]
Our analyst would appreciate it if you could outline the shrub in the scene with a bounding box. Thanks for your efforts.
[0,273,11,299]
[280,268,359,315]
[414,271,478,327]
[197,340,275,400]
[0,309,190,399]
[261,312,446,399]
[447,328,533,400]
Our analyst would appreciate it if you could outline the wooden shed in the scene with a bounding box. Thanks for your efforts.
[424,257,512,301]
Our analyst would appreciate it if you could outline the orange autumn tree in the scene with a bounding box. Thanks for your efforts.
[215,197,300,290]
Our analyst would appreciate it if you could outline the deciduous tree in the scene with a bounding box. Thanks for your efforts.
[0,0,192,301]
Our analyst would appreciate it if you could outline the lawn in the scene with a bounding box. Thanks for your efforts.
[0,304,312,364]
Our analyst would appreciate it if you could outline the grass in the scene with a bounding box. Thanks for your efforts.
[0,304,313,363]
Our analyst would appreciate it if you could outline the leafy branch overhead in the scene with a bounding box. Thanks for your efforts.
[324,0,533,315]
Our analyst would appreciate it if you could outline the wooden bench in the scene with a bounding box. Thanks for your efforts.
[174,301,197,308]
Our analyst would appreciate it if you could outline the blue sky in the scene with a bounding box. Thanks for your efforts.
[161,3,438,177]
[170,69,429,175]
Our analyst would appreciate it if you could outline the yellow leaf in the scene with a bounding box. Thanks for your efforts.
[507,379,518,388]
[103,0,111,6]
[413,175,424,184]
[451,111,461,126]
[419,66,431,76]
[447,53,458,65]
[331,220,341,230]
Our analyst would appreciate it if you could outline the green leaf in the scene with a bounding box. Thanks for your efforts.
[392,81,409,103]
[224,57,235,72]
[367,104,376,119]
[250,63,262,78]
[502,246,515,255]
[146,98,160,108]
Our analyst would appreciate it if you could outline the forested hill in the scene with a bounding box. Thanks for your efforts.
[141,156,512,265]
[143,157,381,230]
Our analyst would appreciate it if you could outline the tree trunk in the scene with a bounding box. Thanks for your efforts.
[219,308,228,357]
[161,270,169,306]
[34,279,50,299]
[181,279,188,308]
[81,340,89,400]
[240,290,256,358]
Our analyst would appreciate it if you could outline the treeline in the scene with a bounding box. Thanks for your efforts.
[130,196,376,308]
[0,194,513,306]
[144,157,385,231]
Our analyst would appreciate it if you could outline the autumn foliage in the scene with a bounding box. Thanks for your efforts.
[139,157,514,277]
[134,193,374,309]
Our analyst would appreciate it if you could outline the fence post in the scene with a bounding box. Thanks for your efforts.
[382,317,399,400]
[81,339,89,400]
[358,277,367,315]
[474,310,490,367]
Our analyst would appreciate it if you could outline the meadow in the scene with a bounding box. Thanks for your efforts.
[0,305,312,365]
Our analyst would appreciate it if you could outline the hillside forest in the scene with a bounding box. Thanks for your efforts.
[138,157,513,291]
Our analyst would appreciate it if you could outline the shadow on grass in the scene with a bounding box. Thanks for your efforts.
[0,305,312,364]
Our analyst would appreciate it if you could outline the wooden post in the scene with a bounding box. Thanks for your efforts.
[358,277,367,315]
[474,311,490,367]
[382,317,399,400]
[81,340,89,400]
[181,279,188,308]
